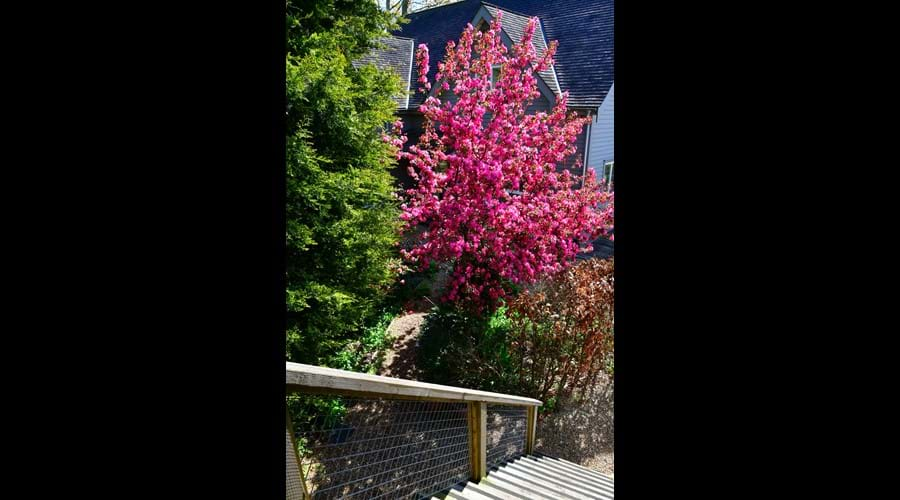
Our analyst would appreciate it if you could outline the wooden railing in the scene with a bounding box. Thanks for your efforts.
[286,362,541,499]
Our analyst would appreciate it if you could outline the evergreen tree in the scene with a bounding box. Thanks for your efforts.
[286,0,403,364]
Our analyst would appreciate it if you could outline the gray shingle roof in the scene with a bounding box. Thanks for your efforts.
[482,4,561,97]
[396,0,613,109]
[352,37,414,109]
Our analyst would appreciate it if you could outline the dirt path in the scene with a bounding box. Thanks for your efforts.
[378,312,427,379]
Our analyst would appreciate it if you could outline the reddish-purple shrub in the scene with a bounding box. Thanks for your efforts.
[506,258,614,403]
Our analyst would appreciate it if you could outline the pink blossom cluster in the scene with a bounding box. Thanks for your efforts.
[385,14,614,310]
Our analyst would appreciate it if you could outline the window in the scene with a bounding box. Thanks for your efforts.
[602,160,614,192]
[490,65,501,87]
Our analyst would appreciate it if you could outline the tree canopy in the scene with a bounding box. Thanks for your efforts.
[389,14,614,310]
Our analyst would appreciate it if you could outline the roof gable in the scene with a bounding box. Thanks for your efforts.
[480,4,561,97]
[394,0,483,108]
[398,0,613,109]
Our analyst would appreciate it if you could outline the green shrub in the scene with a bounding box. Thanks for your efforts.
[286,393,349,474]
[418,305,518,394]
[285,0,405,366]
[328,310,396,374]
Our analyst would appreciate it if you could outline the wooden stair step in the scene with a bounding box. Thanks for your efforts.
[482,475,557,500]
[530,454,614,484]
[490,466,592,500]
[510,457,615,496]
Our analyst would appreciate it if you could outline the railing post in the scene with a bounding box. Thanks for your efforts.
[286,408,311,500]
[468,401,486,481]
[525,406,537,455]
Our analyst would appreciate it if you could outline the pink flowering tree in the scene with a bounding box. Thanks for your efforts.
[387,13,614,311]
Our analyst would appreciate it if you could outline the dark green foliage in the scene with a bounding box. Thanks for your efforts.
[287,0,401,60]
[286,0,406,365]
[540,396,558,415]
[418,304,519,394]
[287,393,348,466]
[328,310,396,373]
[389,259,439,309]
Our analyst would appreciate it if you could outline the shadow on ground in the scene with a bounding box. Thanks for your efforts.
[535,372,614,475]
[379,312,427,380]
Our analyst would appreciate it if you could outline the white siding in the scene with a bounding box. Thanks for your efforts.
[587,83,614,178]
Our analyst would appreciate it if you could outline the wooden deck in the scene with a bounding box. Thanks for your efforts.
[432,453,614,500]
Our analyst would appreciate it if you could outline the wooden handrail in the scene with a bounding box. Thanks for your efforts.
[286,362,541,407]
[286,362,541,488]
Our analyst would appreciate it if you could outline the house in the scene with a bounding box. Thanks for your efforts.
[358,0,614,258]
[359,0,613,187]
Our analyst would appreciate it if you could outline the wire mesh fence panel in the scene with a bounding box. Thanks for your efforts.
[485,405,527,469]
[287,394,470,499]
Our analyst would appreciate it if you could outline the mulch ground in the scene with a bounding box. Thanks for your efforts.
[534,372,614,475]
